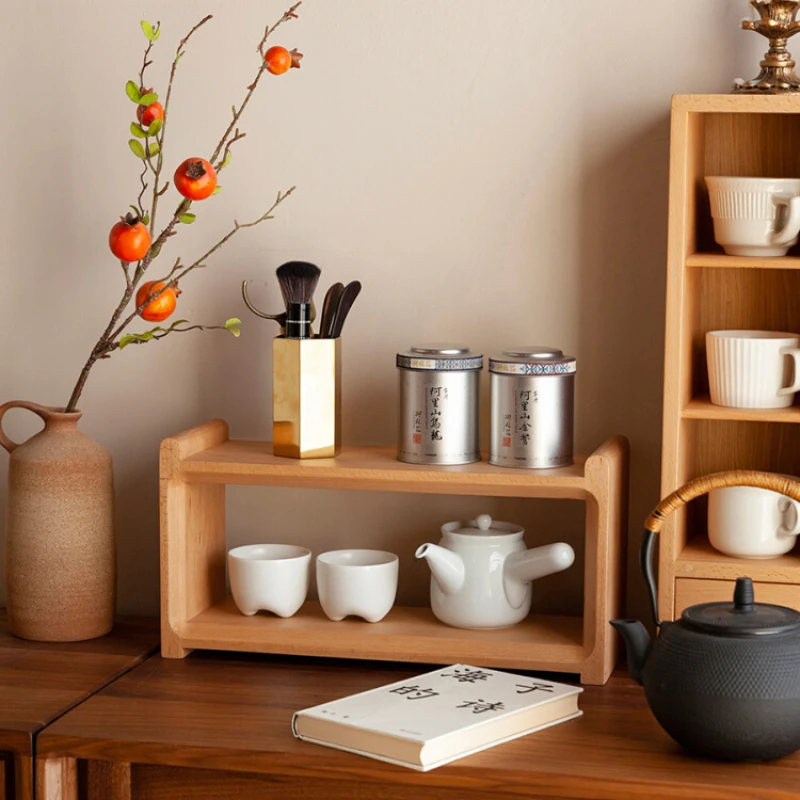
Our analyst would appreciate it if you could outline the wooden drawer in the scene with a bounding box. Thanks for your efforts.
[675,578,800,615]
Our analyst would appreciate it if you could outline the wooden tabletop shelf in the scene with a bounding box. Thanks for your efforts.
[675,538,800,584]
[682,396,800,423]
[183,597,585,672]
[178,439,591,498]
[686,253,800,270]
[160,420,628,685]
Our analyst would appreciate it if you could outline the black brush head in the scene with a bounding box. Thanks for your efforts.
[276,261,321,306]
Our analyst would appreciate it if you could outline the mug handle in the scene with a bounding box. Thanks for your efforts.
[772,195,800,247]
[777,346,800,397]
[0,401,53,454]
[778,497,800,538]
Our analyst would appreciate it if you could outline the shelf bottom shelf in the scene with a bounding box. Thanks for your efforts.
[181,597,586,672]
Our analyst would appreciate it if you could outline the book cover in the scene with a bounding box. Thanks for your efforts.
[292,664,582,771]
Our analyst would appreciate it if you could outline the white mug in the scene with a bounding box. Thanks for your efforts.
[228,544,311,617]
[706,176,800,257]
[317,549,399,623]
[706,330,800,409]
[709,487,800,559]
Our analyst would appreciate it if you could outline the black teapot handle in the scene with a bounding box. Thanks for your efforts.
[641,470,800,628]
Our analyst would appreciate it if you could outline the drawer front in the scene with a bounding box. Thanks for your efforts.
[675,578,800,615]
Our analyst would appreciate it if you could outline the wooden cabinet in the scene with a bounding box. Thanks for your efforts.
[660,94,800,620]
[675,577,800,615]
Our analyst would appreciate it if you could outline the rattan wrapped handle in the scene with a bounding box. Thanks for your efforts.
[644,470,800,533]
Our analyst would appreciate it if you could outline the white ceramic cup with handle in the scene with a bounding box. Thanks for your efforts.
[706,330,800,409]
[708,486,800,559]
[317,549,399,623]
[228,544,311,617]
[706,176,800,257]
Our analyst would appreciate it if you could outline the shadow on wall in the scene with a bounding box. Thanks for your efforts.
[576,113,671,620]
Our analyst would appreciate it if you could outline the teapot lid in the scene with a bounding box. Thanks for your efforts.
[682,577,800,636]
[443,513,524,537]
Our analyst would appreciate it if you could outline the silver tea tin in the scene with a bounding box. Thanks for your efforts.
[397,344,482,465]
[489,347,575,469]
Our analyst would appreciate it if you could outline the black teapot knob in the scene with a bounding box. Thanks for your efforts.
[733,577,755,613]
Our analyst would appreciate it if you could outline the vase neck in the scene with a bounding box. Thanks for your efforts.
[42,408,83,433]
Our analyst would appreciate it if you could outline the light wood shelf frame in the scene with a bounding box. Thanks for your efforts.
[160,420,629,685]
[661,94,800,620]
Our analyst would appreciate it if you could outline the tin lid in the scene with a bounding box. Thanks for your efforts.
[397,344,483,371]
[489,346,576,376]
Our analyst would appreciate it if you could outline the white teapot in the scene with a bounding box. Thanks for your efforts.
[415,513,575,629]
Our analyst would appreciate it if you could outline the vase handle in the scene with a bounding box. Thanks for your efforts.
[0,401,54,454]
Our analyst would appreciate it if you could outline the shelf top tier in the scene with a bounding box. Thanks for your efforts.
[163,421,627,500]
[673,94,800,114]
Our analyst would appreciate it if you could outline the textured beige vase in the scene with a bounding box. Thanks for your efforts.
[0,401,115,641]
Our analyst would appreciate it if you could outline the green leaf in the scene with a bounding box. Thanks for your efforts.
[139,92,158,106]
[168,319,189,331]
[146,117,163,137]
[129,204,140,216]
[130,122,147,138]
[225,317,242,337]
[140,20,160,41]
[212,185,221,195]
[222,150,233,168]
[179,212,196,224]
[148,141,160,158]
[128,139,146,159]
[142,213,150,225]
[125,81,141,103]
[119,334,136,350]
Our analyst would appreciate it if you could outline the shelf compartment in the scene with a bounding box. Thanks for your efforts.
[675,539,800,584]
[180,441,590,499]
[682,396,800,423]
[687,253,800,270]
[675,578,800,617]
[160,420,629,685]
[183,597,585,672]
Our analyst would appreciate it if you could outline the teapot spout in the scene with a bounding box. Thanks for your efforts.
[415,543,465,595]
[609,619,650,686]
[505,543,575,585]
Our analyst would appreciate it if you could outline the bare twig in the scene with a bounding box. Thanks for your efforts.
[215,128,246,172]
[136,163,148,218]
[257,2,301,55]
[120,261,132,291]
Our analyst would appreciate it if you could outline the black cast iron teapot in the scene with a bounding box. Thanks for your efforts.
[612,470,800,762]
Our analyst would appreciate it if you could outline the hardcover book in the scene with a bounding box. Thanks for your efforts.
[292,664,582,771]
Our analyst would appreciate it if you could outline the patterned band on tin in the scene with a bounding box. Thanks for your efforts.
[396,354,484,371]
[489,359,576,376]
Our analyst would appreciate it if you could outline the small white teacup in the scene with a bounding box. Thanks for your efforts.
[709,487,800,559]
[706,330,800,409]
[228,544,311,617]
[317,549,399,623]
[706,176,800,257]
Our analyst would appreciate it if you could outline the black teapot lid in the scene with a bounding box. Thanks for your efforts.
[681,577,800,636]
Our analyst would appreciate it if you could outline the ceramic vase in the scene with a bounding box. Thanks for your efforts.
[0,401,115,641]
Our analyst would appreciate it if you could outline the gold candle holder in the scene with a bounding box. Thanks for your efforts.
[273,337,342,459]
[734,1,800,93]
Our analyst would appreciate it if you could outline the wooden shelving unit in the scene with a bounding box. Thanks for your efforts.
[160,419,629,685]
[660,94,800,619]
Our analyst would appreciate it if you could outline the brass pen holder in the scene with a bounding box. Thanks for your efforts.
[273,337,342,459]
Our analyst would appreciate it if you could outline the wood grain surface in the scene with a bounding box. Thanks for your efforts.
[37,652,800,800]
[0,611,158,800]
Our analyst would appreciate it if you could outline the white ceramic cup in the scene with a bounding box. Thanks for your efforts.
[228,544,311,617]
[709,486,800,559]
[706,176,800,257]
[316,549,399,623]
[706,330,800,409]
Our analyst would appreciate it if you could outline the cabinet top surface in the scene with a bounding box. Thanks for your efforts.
[0,612,158,745]
[37,653,800,797]
[673,93,800,113]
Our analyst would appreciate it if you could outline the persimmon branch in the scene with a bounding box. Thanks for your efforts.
[107,321,236,353]
[150,14,213,235]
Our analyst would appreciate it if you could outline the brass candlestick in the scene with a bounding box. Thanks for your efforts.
[734,1,800,93]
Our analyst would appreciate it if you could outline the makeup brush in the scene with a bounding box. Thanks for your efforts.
[242,279,318,335]
[276,261,321,339]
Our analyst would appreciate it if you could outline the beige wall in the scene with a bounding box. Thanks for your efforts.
[0,1,759,618]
